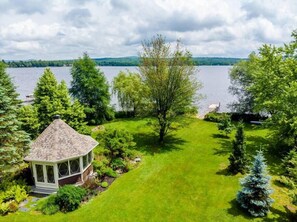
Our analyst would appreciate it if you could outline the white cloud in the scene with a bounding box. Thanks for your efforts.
[0,0,296,60]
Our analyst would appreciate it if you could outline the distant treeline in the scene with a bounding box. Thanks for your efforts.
[3,57,246,68]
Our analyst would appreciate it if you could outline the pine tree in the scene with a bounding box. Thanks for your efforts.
[0,62,30,176]
[228,123,249,174]
[33,68,87,134]
[282,148,297,182]
[18,105,40,138]
[70,53,114,124]
[237,150,274,217]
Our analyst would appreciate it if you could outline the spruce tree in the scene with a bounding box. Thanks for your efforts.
[0,62,30,176]
[282,148,297,183]
[237,150,274,217]
[228,123,249,174]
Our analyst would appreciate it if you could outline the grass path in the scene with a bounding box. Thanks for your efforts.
[1,118,294,221]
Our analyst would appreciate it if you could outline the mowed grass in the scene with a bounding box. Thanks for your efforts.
[1,118,294,222]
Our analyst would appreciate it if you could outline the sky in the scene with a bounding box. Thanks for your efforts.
[0,0,296,60]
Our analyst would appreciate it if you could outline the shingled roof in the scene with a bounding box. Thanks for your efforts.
[24,119,98,162]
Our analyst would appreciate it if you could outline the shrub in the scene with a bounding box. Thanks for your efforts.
[104,167,118,178]
[277,176,296,189]
[8,200,18,213]
[36,194,59,215]
[101,182,109,188]
[55,185,86,212]
[97,128,136,160]
[217,114,233,136]
[0,202,9,216]
[110,158,126,170]
[204,112,225,122]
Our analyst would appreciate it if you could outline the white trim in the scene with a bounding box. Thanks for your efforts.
[32,162,59,189]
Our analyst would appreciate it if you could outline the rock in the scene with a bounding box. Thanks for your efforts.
[19,207,29,212]
[19,199,28,207]
[116,169,123,174]
[32,197,40,202]
[134,157,141,162]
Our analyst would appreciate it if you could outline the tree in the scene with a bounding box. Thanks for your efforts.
[282,148,297,183]
[228,123,249,174]
[228,58,255,113]
[112,70,149,116]
[230,30,297,150]
[33,68,87,134]
[18,105,40,139]
[237,150,274,217]
[0,62,30,176]
[70,53,114,124]
[139,35,201,142]
[217,114,233,137]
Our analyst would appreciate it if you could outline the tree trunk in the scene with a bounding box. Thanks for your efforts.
[159,126,165,143]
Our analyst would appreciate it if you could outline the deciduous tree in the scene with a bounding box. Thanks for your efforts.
[139,35,201,142]
[112,70,149,116]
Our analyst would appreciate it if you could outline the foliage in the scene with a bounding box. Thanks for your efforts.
[228,59,255,113]
[204,112,226,122]
[139,35,201,142]
[282,149,297,183]
[0,62,31,177]
[101,182,109,188]
[112,70,149,116]
[237,150,274,217]
[32,68,87,134]
[70,53,114,124]
[217,114,233,136]
[228,123,249,174]
[55,185,86,212]
[110,158,126,170]
[103,167,118,178]
[0,184,28,204]
[98,129,136,160]
[36,194,59,215]
[230,30,297,150]
[18,105,40,139]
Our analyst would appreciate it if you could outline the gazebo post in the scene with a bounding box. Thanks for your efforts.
[79,156,84,182]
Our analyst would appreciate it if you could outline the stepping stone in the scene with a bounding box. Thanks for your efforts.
[19,199,28,207]
[32,197,40,202]
[19,207,29,212]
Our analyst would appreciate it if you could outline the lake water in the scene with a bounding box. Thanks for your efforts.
[7,66,235,115]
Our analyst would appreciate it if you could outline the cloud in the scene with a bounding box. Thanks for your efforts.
[0,0,297,60]
[64,8,92,28]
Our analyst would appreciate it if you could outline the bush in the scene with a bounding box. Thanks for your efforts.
[0,202,9,216]
[104,167,118,178]
[204,112,225,122]
[55,185,86,212]
[110,158,126,170]
[8,200,18,213]
[101,182,109,188]
[36,194,59,215]
[277,176,296,189]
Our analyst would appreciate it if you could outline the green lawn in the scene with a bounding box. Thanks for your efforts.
[1,118,294,221]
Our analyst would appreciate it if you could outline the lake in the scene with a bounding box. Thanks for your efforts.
[7,66,235,115]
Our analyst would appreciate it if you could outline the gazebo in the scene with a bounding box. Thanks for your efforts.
[24,117,98,194]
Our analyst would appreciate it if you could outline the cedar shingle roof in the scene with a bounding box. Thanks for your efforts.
[24,119,98,162]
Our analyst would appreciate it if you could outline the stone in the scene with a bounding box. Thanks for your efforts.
[19,207,29,212]
[134,157,141,162]
[32,197,40,202]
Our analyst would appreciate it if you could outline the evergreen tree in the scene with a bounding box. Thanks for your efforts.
[33,68,87,134]
[228,123,249,174]
[18,105,40,139]
[237,150,274,217]
[0,62,30,176]
[70,53,114,124]
[282,148,297,183]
